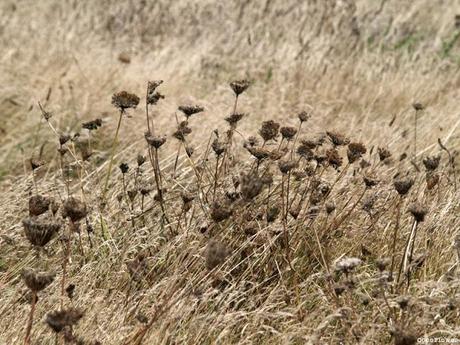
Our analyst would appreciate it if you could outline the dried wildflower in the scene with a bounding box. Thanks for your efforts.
[289,205,301,219]
[30,158,44,171]
[426,172,439,190]
[326,131,350,146]
[245,136,259,147]
[269,149,286,161]
[205,240,229,270]
[240,173,263,200]
[334,284,347,296]
[210,202,232,223]
[325,201,336,214]
[376,257,390,272]
[225,113,245,127]
[280,126,297,141]
[259,120,280,142]
[185,146,194,157]
[267,206,280,223]
[112,91,140,110]
[211,138,225,157]
[292,170,307,181]
[278,160,298,174]
[261,172,274,185]
[62,197,87,222]
[393,177,414,195]
[363,174,378,188]
[305,206,320,219]
[362,195,376,213]
[378,147,392,161]
[22,269,55,292]
[396,296,410,310]
[119,162,129,174]
[66,284,75,299]
[82,119,102,131]
[127,189,137,203]
[29,195,52,216]
[23,217,61,247]
[178,105,204,118]
[229,79,250,96]
[145,132,167,149]
[46,308,84,333]
[412,103,424,111]
[408,202,428,222]
[422,155,440,171]
[326,148,343,169]
[334,257,362,274]
[59,134,71,146]
[347,142,367,164]
[247,147,271,161]
[173,121,192,141]
[298,111,311,123]
[137,154,146,166]
[147,80,164,106]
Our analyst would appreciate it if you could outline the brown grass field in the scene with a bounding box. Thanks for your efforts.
[2,1,460,344]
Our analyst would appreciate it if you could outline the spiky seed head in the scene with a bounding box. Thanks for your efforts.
[326,131,350,146]
[23,217,61,247]
[119,162,129,174]
[178,105,204,118]
[145,132,167,149]
[347,142,367,164]
[422,155,440,171]
[45,308,84,333]
[229,79,250,96]
[22,269,55,292]
[259,120,280,142]
[112,91,140,110]
[298,111,311,123]
[205,240,229,269]
[393,177,414,195]
[62,197,87,222]
[377,147,392,161]
[280,126,297,141]
[29,195,52,216]
[408,202,428,222]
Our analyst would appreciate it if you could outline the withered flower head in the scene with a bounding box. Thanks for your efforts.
[178,105,204,118]
[137,154,146,166]
[266,205,280,223]
[363,174,378,188]
[412,102,424,111]
[378,147,392,161]
[347,142,367,164]
[408,202,428,222]
[211,138,226,157]
[245,136,259,147]
[225,113,245,127]
[119,162,129,174]
[173,121,192,141]
[112,91,140,110]
[247,147,271,161]
[292,170,307,181]
[240,173,263,200]
[82,119,102,131]
[22,269,55,292]
[147,81,165,105]
[422,155,440,171]
[280,126,298,141]
[325,201,336,214]
[298,111,311,123]
[390,326,417,345]
[147,80,163,95]
[46,308,84,333]
[23,217,61,247]
[278,160,298,174]
[259,120,280,142]
[30,158,44,171]
[334,257,362,274]
[205,240,229,269]
[62,197,87,222]
[181,192,195,204]
[426,172,440,190]
[393,177,414,195]
[29,195,52,216]
[185,146,194,157]
[145,132,167,149]
[229,79,250,96]
[300,138,320,150]
[326,148,343,169]
[210,201,232,223]
[59,134,71,146]
[326,131,350,146]
[376,257,390,272]
[261,172,274,185]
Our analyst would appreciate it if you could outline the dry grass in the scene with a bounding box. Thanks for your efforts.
[2,1,460,344]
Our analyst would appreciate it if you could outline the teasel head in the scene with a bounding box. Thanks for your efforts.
[147,80,165,105]
[422,155,440,171]
[408,202,428,222]
[326,131,350,146]
[62,197,88,223]
[347,142,367,164]
[326,148,343,170]
[82,118,102,131]
[298,110,311,123]
[259,120,280,142]
[205,240,230,270]
[45,308,84,333]
[229,79,250,96]
[278,160,298,174]
[210,201,232,223]
[240,173,263,200]
[29,194,52,216]
[137,154,146,166]
[178,105,204,119]
[280,126,297,141]
[378,147,392,161]
[211,138,225,157]
[145,132,167,149]
[23,217,61,247]
[225,112,245,128]
[173,121,192,142]
[22,269,55,293]
[112,91,140,111]
[393,177,414,196]
[119,162,129,174]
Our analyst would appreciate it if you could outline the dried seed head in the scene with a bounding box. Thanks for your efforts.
[259,120,280,142]
[210,202,232,223]
[30,158,44,171]
[426,172,439,190]
[326,148,343,169]
[229,79,250,96]
[59,134,71,146]
[376,257,390,272]
[147,80,164,105]
[266,206,280,223]
[326,131,350,146]
[363,174,378,188]
[82,119,102,131]
[289,205,301,219]
[211,138,226,157]
[62,197,87,222]
[240,173,263,200]
[172,121,192,141]
[112,91,140,110]
[66,284,75,299]
[126,254,149,282]
[205,240,229,269]
[127,189,137,203]
[225,113,245,127]
[119,162,129,174]
[396,296,411,310]
[22,269,55,292]
[362,195,376,213]
[292,170,307,181]
[46,308,84,333]
[29,195,52,216]
[178,105,204,118]
[393,177,414,195]
[412,102,424,111]
[185,146,194,157]
[408,202,428,222]
[245,136,259,147]
[247,146,271,161]
[278,160,298,174]
[378,147,392,161]
[145,132,167,149]
[280,126,298,141]
[137,154,146,166]
[334,257,362,274]
[23,217,61,247]
[261,172,274,185]
[325,201,336,214]
[390,326,418,345]
[422,155,440,171]
[347,142,367,164]
[181,192,195,204]
[298,111,311,123]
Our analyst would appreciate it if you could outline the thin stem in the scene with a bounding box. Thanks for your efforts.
[24,291,37,345]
